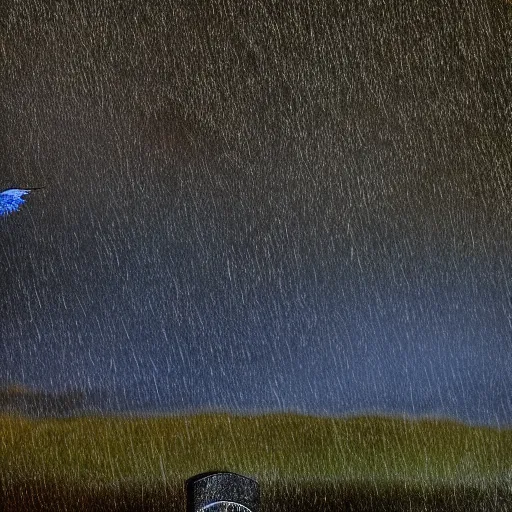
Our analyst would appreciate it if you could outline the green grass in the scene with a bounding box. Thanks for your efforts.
[2,412,511,488]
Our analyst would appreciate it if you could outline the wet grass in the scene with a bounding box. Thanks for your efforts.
[2,477,511,511]
[1,413,511,510]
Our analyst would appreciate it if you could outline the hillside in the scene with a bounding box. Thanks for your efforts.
[2,412,511,510]
[2,412,511,484]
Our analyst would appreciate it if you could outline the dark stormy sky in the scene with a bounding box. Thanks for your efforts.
[1,0,511,425]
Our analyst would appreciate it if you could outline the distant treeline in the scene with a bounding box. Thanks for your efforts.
[0,384,105,417]
[0,383,198,417]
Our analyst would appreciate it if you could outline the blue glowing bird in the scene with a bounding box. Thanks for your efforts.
[0,188,42,217]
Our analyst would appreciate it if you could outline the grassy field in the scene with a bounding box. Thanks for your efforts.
[1,412,511,510]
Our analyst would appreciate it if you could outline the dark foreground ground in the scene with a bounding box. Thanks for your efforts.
[1,478,511,511]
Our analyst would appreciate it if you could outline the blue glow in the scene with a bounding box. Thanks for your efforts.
[0,188,33,217]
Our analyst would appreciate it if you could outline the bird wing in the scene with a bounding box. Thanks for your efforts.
[0,188,33,217]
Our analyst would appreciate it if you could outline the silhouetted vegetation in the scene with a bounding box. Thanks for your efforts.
[0,385,86,418]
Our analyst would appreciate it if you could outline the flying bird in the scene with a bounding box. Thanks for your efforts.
[0,188,42,217]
